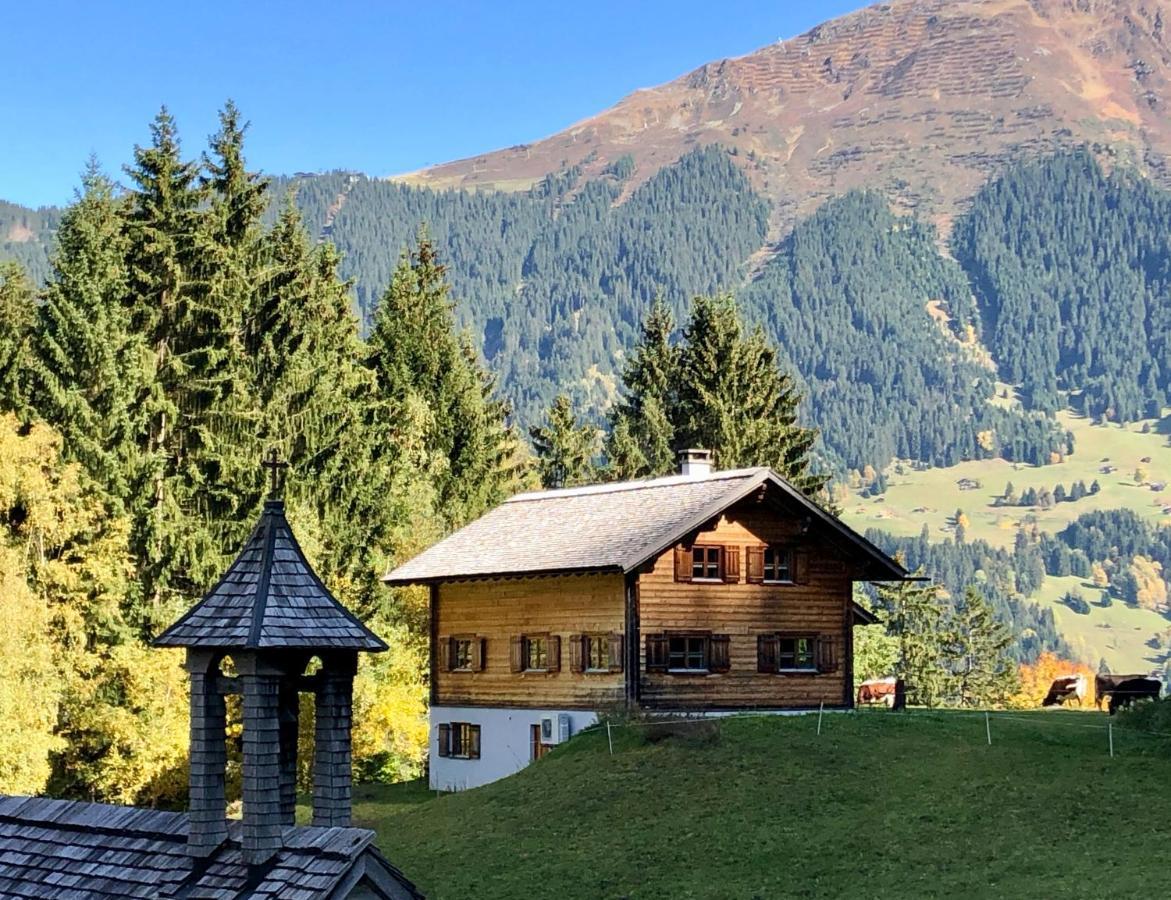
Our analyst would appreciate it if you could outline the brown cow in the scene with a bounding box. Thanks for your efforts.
[857,677,898,707]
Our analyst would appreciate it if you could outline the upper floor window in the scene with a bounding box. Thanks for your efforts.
[569,632,624,673]
[510,634,561,673]
[441,635,484,672]
[747,545,808,584]
[674,545,740,583]
[763,546,793,583]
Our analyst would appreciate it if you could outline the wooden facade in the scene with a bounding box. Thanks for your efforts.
[432,494,868,712]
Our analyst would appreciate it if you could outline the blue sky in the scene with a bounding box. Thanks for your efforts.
[5,1,866,208]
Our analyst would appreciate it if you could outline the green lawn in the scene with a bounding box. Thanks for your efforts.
[354,712,1171,899]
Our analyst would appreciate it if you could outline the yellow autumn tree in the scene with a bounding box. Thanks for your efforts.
[1091,562,1110,588]
[1130,555,1167,611]
[1008,652,1097,709]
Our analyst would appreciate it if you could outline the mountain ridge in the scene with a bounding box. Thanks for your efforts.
[398,0,1171,233]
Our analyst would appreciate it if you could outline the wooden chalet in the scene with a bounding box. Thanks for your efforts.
[384,449,906,790]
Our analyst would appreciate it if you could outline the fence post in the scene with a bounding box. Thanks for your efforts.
[1108,721,1114,759]
[817,702,824,736]
[985,711,992,746]
[607,721,614,756]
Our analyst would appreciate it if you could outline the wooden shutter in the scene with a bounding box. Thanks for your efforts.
[546,635,561,673]
[569,634,584,673]
[794,548,811,584]
[757,634,778,673]
[746,546,765,583]
[608,632,624,673]
[723,547,741,583]
[510,636,524,673]
[469,725,481,760]
[709,635,731,673]
[674,545,692,582]
[438,637,452,672]
[646,634,668,672]
[437,723,451,758]
[816,635,838,673]
[473,637,486,672]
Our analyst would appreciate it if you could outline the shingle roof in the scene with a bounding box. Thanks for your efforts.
[0,796,421,899]
[382,467,906,584]
[154,500,386,651]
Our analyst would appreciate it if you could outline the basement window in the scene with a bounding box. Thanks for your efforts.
[437,722,481,760]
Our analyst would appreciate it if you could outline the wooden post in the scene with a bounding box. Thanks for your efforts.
[817,702,824,736]
[607,721,614,756]
[985,711,992,746]
[1109,721,1114,758]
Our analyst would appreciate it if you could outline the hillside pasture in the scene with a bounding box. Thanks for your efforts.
[355,712,1171,899]
[843,410,1171,550]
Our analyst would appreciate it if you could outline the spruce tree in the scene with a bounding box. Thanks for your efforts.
[676,294,824,494]
[0,262,35,415]
[530,394,598,488]
[942,586,1019,707]
[876,569,947,707]
[605,299,678,478]
[366,233,520,529]
[28,163,142,503]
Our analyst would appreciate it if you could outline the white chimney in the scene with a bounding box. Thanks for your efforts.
[680,448,714,478]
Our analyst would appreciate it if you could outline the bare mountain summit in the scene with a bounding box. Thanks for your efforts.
[399,0,1171,232]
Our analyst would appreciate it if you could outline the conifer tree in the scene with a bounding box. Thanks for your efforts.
[876,569,947,707]
[942,586,1019,707]
[28,163,142,503]
[605,299,678,478]
[676,294,824,494]
[531,394,598,488]
[366,233,520,530]
[0,262,35,415]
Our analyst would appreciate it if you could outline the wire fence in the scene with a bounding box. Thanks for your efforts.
[597,702,1171,758]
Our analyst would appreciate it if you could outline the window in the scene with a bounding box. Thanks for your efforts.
[527,636,548,671]
[646,633,730,674]
[442,635,484,672]
[452,638,472,671]
[779,636,816,671]
[510,634,561,673]
[692,545,722,580]
[437,722,481,759]
[669,635,707,671]
[747,546,807,584]
[763,546,793,583]
[569,633,623,673]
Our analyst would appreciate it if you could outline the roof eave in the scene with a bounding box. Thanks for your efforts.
[382,564,625,587]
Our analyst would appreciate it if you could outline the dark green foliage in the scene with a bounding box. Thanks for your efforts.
[740,192,1069,472]
[530,395,598,489]
[942,587,1019,706]
[26,165,142,503]
[1063,591,1091,615]
[0,261,35,414]
[874,573,948,707]
[366,235,520,530]
[955,150,1171,421]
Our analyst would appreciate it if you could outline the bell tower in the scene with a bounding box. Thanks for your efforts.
[154,455,386,864]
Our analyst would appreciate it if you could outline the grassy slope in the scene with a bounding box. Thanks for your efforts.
[354,714,1171,900]
[1031,575,1168,671]
[841,410,1171,670]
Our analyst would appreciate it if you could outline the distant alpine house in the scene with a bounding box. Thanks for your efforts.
[0,480,421,899]
[384,449,907,790]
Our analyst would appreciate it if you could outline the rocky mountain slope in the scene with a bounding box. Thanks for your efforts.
[401,0,1171,234]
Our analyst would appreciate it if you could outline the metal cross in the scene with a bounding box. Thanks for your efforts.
[262,448,289,498]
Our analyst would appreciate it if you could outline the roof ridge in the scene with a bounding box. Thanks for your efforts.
[506,467,767,503]
[246,501,280,648]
